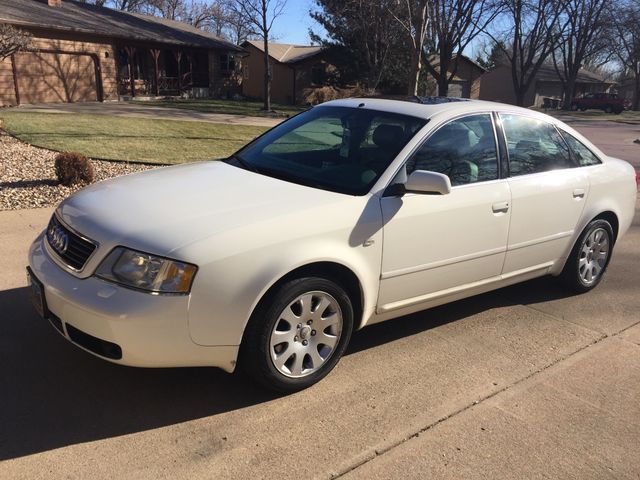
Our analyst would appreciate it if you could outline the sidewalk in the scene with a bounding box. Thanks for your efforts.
[13,102,283,128]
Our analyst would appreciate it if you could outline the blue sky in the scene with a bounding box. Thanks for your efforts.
[272,0,324,45]
[270,0,482,58]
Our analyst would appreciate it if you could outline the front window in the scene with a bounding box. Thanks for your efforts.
[406,114,499,186]
[220,53,235,73]
[227,106,427,195]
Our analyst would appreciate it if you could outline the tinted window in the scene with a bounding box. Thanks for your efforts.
[500,114,574,176]
[406,114,499,186]
[233,106,426,195]
[560,131,601,166]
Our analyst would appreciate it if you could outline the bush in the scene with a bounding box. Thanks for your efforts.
[302,85,369,105]
[54,151,95,187]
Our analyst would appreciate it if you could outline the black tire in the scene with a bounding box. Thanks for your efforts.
[240,276,354,393]
[604,105,613,114]
[560,219,614,293]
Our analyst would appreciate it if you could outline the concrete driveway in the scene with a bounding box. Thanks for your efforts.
[0,121,638,479]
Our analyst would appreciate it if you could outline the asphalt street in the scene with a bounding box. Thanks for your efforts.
[0,119,638,479]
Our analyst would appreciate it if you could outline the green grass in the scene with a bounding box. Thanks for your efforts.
[129,98,307,117]
[532,108,640,125]
[0,111,268,164]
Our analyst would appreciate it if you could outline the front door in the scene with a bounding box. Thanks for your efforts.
[378,113,511,312]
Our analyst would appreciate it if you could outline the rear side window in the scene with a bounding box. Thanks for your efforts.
[500,114,575,176]
[559,131,601,166]
[406,114,499,186]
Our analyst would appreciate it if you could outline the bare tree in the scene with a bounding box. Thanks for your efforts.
[611,1,640,111]
[0,24,31,62]
[107,0,150,11]
[422,0,501,97]
[551,0,609,109]
[489,0,566,106]
[389,0,430,96]
[230,0,287,110]
[224,9,255,43]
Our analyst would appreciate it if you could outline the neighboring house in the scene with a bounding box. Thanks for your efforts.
[617,77,639,106]
[478,64,614,107]
[0,0,242,106]
[240,40,331,104]
[424,55,487,99]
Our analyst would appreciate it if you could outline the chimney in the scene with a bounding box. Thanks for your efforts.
[48,0,62,7]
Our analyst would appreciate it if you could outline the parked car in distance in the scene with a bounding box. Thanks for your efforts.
[571,92,626,114]
[27,97,638,392]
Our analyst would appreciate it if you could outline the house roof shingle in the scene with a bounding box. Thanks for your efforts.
[244,40,324,64]
[0,0,242,51]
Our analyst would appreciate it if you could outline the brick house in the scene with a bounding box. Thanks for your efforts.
[424,55,487,99]
[0,0,242,106]
[240,40,331,105]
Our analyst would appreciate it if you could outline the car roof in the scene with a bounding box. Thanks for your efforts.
[321,97,553,122]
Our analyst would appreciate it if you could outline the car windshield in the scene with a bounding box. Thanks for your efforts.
[227,106,427,195]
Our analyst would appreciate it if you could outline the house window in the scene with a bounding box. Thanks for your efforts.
[243,65,249,79]
[220,53,235,73]
[311,63,325,85]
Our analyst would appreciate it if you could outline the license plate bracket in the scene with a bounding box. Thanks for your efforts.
[26,267,47,319]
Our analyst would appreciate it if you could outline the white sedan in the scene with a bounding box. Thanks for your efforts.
[28,98,637,392]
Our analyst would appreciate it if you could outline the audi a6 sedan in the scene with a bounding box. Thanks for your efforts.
[28,98,637,392]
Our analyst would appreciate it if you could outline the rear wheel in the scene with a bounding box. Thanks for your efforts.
[561,219,613,293]
[240,277,354,392]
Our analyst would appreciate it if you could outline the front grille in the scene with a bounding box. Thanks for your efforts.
[46,215,97,270]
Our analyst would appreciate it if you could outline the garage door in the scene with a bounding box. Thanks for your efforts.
[14,52,98,104]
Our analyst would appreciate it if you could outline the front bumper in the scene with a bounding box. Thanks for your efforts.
[28,233,238,372]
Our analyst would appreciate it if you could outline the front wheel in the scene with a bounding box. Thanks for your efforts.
[240,277,354,392]
[560,219,614,293]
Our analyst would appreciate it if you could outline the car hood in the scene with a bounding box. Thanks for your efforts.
[57,161,357,258]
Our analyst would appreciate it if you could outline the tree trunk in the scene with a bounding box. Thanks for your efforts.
[437,75,448,97]
[562,77,576,110]
[408,49,421,96]
[263,36,271,111]
[634,71,640,111]
[515,88,526,107]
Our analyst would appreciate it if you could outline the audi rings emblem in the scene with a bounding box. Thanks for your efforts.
[48,224,69,254]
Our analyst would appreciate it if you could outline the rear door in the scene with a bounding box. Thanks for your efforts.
[498,113,589,274]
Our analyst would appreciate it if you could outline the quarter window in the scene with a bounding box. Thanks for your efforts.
[500,114,575,176]
[406,114,499,186]
[559,131,601,166]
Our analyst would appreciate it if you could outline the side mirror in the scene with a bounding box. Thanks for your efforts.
[405,170,451,195]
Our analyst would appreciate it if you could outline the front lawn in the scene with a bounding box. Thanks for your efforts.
[0,111,268,164]
[129,98,307,118]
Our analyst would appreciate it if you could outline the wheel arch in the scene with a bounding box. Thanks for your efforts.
[592,210,619,243]
[242,261,366,342]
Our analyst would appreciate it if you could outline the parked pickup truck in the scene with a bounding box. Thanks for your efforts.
[571,93,626,114]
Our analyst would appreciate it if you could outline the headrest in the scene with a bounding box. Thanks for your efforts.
[372,124,404,150]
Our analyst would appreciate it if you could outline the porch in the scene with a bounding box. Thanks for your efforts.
[116,45,239,98]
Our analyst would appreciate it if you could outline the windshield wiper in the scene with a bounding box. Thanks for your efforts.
[226,154,260,174]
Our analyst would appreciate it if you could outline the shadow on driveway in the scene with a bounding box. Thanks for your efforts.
[0,277,574,460]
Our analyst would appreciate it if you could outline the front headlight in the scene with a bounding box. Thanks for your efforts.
[95,247,197,294]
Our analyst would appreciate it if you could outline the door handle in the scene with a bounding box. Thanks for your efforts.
[573,188,585,199]
[492,201,510,213]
